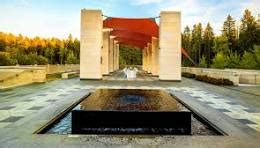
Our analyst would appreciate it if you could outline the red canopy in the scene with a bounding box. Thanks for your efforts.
[103,17,192,61]
[103,17,158,49]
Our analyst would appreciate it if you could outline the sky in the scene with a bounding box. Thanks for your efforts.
[0,0,259,39]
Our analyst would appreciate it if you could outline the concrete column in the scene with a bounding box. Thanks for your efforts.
[159,11,181,81]
[152,37,159,76]
[142,49,145,71]
[109,36,115,73]
[116,44,120,70]
[80,9,102,79]
[113,40,118,71]
[143,47,147,71]
[147,43,152,73]
[101,29,110,75]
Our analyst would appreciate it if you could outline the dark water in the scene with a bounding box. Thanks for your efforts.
[78,89,184,111]
[45,89,219,135]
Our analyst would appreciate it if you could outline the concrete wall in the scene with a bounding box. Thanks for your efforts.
[225,69,260,85]
[159,11,181,81]
[0,66,46,90]
[22,64,79,74]
[182,67,240,85]
[80,9,103,79]
[0,65,79,90]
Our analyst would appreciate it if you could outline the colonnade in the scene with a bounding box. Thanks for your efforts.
[80,9,181,81]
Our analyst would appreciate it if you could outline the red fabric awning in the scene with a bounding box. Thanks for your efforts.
[103,17,192,61]
[103,17,158,49]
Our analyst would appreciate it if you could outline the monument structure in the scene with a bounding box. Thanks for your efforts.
[80,9,181,81]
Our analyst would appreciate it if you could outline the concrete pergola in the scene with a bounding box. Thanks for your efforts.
[80,9,181,81]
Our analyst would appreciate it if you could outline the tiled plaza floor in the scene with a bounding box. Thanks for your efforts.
[0,71,260,147]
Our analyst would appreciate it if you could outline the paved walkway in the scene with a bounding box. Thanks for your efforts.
[0,74,260,147]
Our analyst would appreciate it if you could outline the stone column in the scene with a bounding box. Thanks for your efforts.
[159,11,181,81]
[109,36,115,73]
[152,37,159,76]
[101,29,110,75]
[80,9,102,79]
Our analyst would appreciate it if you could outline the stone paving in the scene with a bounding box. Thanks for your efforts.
[170,87,260,132]
[0,71,260,147]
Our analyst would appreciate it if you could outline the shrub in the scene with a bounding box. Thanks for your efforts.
[195,75,233,85]
[211,51,228,69]
[227,52,240,68]
[12,53,48,65]
[36,55,48,65]
[65,51,78,64]
[182,72,196,78]
[239,51,257,69]
[198,56,208,68]
[0,52,16,66]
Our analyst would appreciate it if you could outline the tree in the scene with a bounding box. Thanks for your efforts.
[198,56,207,68]
[203,23,214,66]
[239,9,257,52]
[182,26,191,51]
[66,51,78,64]
[182,26,193,66]
[252,45,260,69]
[222,15,237,52]
[0,52,16,66]
[213,36,230,54]
[240,51,257,69]
[211,51,228,69]
[227,52,240,68]
[191,23,203,64]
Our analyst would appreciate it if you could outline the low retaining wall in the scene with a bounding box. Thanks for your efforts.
[182,67,239,85]
[182,67,260,85]
[0,66,46,90]
[225,69,260,85]
[0,64,80,90]
[22,64,80,74]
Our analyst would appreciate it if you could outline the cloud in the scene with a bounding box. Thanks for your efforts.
[132,0,162,5]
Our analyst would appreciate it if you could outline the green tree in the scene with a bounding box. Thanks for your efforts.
[227,52,240,68]
[211,51,228,69]
[66,51,78,64]
[0,52,16,66]
[182,26,193,66]
[239,9,257,52]
[240,51,257,69]
[191,23,203,64]
[198,56,207,68]
[203,23,214,66]
[182,26,191,51]
[222,14,237,51]
[253,45,260,69]
[213,36,230,54]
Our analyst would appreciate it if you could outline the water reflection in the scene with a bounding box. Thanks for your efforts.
[79,89,182,111]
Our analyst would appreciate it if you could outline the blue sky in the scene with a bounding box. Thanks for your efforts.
[0,0,259,38]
